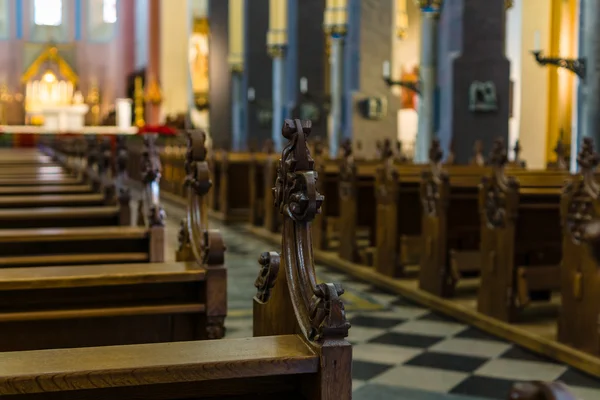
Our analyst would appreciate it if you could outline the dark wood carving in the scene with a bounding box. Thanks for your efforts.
[419,139,452,296]
[422,139,447,217]
[470,139,485,166]
[482,138,518,228]
[264,118,350,341]
[563,137,599,243]
[255,251,281,302]
[178,129,226,266]
[509,381,576,400]
[554,138,568,171]
[140,134,166,227]
[558,137,600,354]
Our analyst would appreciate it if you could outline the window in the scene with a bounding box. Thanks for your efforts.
[103,0,117,23]
[34,0,62,26]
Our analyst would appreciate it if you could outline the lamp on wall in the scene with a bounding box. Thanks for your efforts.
[530,30,585,80]
[382,60,421,94]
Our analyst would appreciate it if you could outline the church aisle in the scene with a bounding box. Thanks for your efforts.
[161,199,600,400]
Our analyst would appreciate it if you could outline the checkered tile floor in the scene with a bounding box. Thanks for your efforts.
[157,196,600,400]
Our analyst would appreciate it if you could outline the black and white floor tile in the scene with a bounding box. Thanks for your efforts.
[157,197,600,400]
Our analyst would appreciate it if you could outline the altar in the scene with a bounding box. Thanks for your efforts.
[21,46,90,131]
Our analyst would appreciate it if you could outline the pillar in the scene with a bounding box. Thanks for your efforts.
[268,0,288,151]
[344,0,399,159]
[146,0,161,126]
[229,0,245,150]
[414,11,438,163]
[437,0,510,164]
[329,36,344,157]
[580,0,600,148]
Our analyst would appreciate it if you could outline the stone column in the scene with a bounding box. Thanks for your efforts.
[437,0,510,164]
[268,0,288,151]
[146,0,161,126]
[329,36,344,157]
[580,0,600,149]
[229,0,245,150]
[414,11,439,163]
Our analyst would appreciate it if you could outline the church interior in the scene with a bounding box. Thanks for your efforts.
[0,0,598,399]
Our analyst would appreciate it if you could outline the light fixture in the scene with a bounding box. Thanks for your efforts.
[530,30,586,80]
[42,70,57,84]
[382,60,421,94]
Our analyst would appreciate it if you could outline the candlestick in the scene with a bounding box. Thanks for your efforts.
[300,77,308,94]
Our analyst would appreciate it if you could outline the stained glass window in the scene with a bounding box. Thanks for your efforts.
[103,0,117,23]
[34,0,62,26]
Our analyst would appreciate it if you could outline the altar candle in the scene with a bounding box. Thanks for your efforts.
[383,60,391,79]
[67,82,73,102]
[534,30,541,51]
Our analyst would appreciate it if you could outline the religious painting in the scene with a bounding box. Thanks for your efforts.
[400,65,418,110]
[189,18,209,109]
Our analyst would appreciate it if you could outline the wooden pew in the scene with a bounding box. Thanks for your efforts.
[558,137,600,355]
[374,157,423,277]
[248,143,276,227]
[0,142,130,228]
[478,139,567,322]
[0,131,226,351]
[0,119,352,400]
[336,141,378,265]
[0,140,161,268]
[419,140,485,296]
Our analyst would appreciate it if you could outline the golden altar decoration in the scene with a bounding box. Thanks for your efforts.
[21,46,88,130]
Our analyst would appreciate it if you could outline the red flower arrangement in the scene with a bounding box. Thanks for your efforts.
[137,125,177,136]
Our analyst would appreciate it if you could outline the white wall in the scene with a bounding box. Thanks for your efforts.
[519,0,552,169]
[159,0,192,118]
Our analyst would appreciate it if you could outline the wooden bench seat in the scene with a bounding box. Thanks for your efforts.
[0,185,93,195]
[0,176,81,186]
[0,206,126,228]
[0,262,217,351]
[0,226,162,268]
[0,194,105,208]
[0,335,319,399]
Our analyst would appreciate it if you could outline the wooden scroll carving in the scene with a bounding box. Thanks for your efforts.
[376,142,398,204]
[261,118,350,341]
[338,138,356,199]
[563,137,599,244]
[554,139,568,171]
[140,134,166,227]
[482,138,518,229]
[559,137,600,352]
[395,140,408,163]
[470,140,485,166]
[509,381,576,400]
[115,136,131,224]
[421,139,448,217]
[255,251,281,302]
[177,129,225,266]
